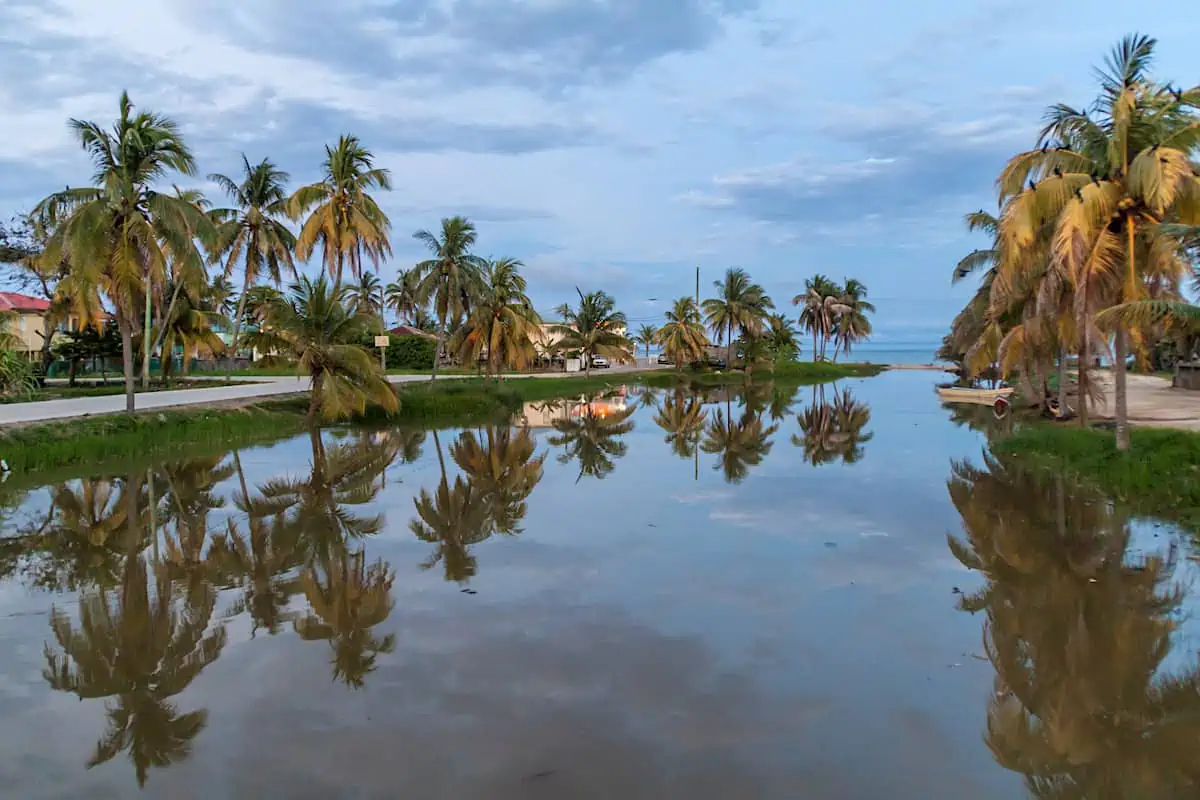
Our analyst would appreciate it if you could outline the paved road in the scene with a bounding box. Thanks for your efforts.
[0,364,662,426]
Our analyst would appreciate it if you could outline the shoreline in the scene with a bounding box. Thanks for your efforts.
[0,362,883,482]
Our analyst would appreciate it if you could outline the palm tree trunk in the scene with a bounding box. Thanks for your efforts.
[1077,345,1090,427]
[307,371,323,421]
[1114,328,1131,451]
[147,280,186,387]
[141,265,155,390]
[433,429,447,484]
[39,315,54,376]
[226,280,251,382]
[1056,347,1067,414]
[333,250,345,295]
[430,310,447,383]
[119,313,136,413]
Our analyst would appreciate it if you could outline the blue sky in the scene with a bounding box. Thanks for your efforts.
[0,1,1194,341]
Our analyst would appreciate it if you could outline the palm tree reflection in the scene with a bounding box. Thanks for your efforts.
[546,395,635,482]
[791,385,872,466]
[948,452,1200,796]
[43,555,226,788]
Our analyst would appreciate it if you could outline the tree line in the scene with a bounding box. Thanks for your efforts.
[942,33,1200,451]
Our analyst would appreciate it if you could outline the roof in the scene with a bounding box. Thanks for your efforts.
[0,292,50,313]
[388,324,436,339]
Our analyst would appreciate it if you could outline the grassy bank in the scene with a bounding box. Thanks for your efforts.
[5,378,250,403]
[995,425,1200,530]
[0,361,880,480]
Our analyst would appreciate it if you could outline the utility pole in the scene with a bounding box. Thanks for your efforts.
[695,266,699,308]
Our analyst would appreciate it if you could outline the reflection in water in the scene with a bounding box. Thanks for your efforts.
[701,405,777,484]
[412,426,546,583]
[654,389,708,464]
[792,385,873,466]
[948,451,1200,797]
[545,394,636,482]
[43,554,227,787]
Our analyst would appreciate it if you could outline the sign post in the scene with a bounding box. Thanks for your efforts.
[374,335,389,370]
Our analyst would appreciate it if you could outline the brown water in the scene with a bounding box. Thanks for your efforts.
[0,371,1197,799]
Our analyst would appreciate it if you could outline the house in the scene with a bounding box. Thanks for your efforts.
[0,291,109,360]
[388,324,436,339]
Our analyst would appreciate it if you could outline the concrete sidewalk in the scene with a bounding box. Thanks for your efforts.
[0,364,662,426]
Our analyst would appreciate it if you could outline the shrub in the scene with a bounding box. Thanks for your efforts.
[361,333,436,369]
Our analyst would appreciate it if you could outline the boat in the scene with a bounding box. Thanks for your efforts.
[936,385,1015,405]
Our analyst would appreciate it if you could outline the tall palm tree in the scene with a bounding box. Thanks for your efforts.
[289,135,392,293]
[385,267,423,325]
[43,555,227,788]
[412,216,486,381]
[347,269,384,320]
[832,278,875,361]
[549,289,634,378]
[703,267,773,366]
[654,296,708,370]
[994,34,1200,450]
[766,313,800,361]
[209,156,297,378]
[793,275,847,362]
[34,92,215,412]
[154,278,228,384]
[635,323,658,362]
[251,275,396,421]
[454,258,541,378]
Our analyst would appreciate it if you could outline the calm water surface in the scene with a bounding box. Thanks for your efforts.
[1,371,1197,799]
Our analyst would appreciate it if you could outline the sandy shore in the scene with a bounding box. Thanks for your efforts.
[1090,372,1200,431]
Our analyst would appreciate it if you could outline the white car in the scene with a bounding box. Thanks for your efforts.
[590,355,610,368]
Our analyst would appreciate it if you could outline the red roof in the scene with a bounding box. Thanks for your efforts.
[388,324,435,338]
[0,292,50,312]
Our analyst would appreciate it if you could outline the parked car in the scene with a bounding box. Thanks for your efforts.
[657,352,673,365]
[591,355,610,368]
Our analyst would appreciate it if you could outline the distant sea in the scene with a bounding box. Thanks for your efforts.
[804,341,946,366]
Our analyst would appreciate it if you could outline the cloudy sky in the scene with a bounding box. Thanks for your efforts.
[0,0,1192,341]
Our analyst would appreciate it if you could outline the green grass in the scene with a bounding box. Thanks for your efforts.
[995,424,1200,531]
[0,361,883,481]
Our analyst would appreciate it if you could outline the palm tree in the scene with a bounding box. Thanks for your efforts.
[654,296,709,370]
[793,275,847,362]
[34,92,215,412]
[43,555,227,787]
[635,323,658,362]
[765,313,800,361]
[385,267,423,325]
[289,135,392,293]
[549,289,634,377]
[252,275,396,421]
[703,267,773,366]
[454,258,541,378]
[154,278,228,384]
[412,216,486,381]
[209,156,297,378]
[546,399,636,481]
[994,34,1200,449]
[792,386,873,465]
[410,430,493,584]
[832,279,875,361]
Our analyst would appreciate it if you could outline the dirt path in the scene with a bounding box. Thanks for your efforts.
[1090,372,1200,431]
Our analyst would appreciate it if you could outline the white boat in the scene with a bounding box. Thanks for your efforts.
[936,385,1015,405]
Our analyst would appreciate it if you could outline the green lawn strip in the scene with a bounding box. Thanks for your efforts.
[6,379,254,403]
[0,361,882,483]
[994,424,1200,531]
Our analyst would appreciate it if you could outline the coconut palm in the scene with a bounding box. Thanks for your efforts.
[703,267,773,366]
[654,296,708,370]
[347,269,384,319]
[209,156,297,377]
[385,267,423,325]
[994,34,1200,449]
[411,216,486,381]
[154,278,228,384]
[289,135,392,293]
[635,323,658,362]
[832,279,875,361]
[793,275,847,362]
[454,258,541,377]
[294,550,396,688]
[549,289,634,377]
[251,275,396,421]
[766,313,800,361]
[34,92,215,412]
[546,399,636,482]
[43,555,227,788]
